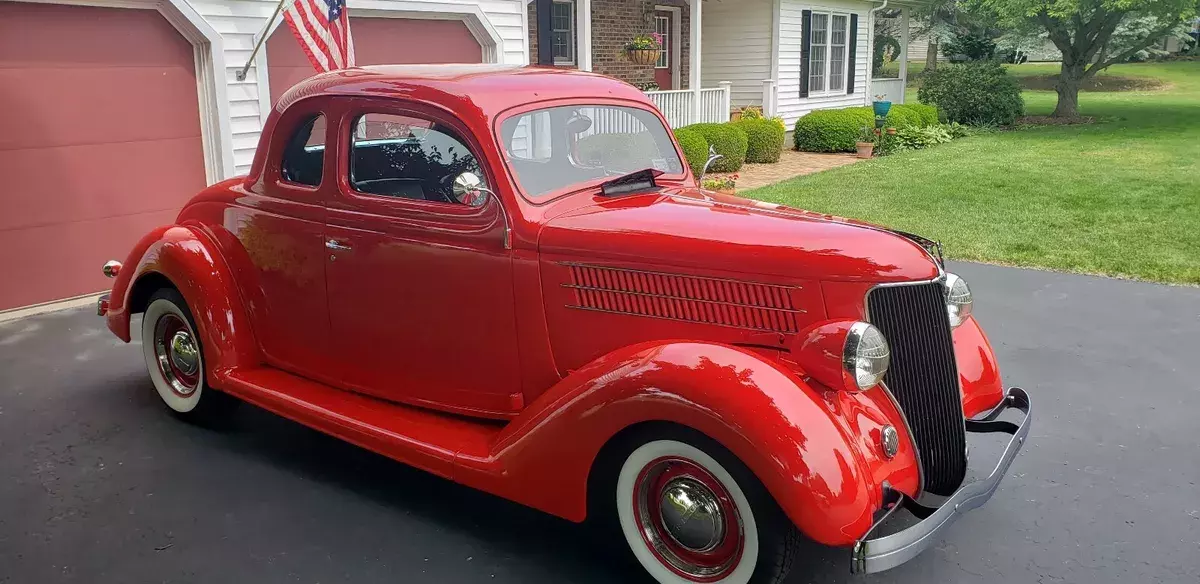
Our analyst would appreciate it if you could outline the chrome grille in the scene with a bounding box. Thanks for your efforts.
[867,281,967,495]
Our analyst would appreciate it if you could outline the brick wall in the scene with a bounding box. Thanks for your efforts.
[528,0,691,90]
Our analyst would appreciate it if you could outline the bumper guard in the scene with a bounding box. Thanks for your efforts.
[851,386,1031,574]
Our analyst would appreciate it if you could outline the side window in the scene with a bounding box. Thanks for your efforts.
[349,113,484,204]
[281,114,325,187]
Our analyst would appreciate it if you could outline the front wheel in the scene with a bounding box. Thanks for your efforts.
[141,288,236,424]
[614,434,799,584]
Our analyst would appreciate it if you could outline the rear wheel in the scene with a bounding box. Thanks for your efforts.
[610,431,799,584]
[141,289,236,424]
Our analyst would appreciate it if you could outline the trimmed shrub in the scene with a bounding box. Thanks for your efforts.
[732,118,785,163]
[918,62,1024,126]
[906,103,940,126]
[682,122,749,172]
[793,107,874,152]
[673,127,709,176]
[885,106,921,129]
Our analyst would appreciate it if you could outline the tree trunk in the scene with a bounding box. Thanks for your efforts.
[926,39,939,73]
[1053,62,1084,117]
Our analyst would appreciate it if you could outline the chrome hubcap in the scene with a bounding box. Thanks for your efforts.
[633,457,744,581]
[153,314,200,397]
[658,478,725,552]
[170,331,199,376]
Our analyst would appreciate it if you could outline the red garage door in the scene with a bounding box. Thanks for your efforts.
[268,17,483,102]
[0,2,207,311]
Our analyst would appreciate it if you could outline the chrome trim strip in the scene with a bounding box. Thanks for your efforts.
[564,304,795,334]
[560,284,808,314]
[851,387,1031,574]
[558,261,802,291]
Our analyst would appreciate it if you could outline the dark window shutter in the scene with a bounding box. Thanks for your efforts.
[535,0,554,65]
[800,9,812,98]
[847,14,858,94]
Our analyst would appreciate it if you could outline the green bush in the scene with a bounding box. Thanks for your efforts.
[732,118,785,163]
[793,107,874,152]
[893,125,953,150]
[907,103,940,126]
[918,62,1024,126]
[885,106,921,128]
[673,127,709,175]
[682,122,748,172]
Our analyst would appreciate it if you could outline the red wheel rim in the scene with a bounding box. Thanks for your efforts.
[152,313,200,397]
[632,456,745,582]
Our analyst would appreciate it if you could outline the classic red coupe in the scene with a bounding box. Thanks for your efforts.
[98,65,1030,583]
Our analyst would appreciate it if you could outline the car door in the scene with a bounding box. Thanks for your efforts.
[227,100,334,382]
[323,99,521,417]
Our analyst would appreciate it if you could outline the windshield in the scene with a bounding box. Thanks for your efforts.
[498,104,685,199]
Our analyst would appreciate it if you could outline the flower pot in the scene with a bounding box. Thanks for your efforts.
[626,49,659,66]
[856,141,874,159]
[872,100,892,117]
[716,187,736,195]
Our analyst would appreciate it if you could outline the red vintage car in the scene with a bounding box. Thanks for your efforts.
[98,65,1030,583]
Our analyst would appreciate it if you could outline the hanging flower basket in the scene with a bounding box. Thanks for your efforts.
[624,33,663,66]
[626,49,659,66]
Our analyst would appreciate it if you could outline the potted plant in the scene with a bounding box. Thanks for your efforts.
[625,33,663,66]
[872,94,892,117]
[856,126,877,158]
[701,173,738,194]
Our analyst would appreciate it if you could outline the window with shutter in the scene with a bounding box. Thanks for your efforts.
[803,10,854,97]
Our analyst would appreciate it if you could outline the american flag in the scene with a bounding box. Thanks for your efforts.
[282,0,355,72]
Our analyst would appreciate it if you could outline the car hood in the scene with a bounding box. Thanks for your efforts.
[538,188,941,283]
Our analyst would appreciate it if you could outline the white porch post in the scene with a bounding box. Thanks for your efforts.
[689,0,702,125]
[577,0,592,71]
[761,79,776,117]
[898,7,909,103]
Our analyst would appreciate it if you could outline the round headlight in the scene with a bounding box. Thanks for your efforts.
[944,273,973,328]
[843,322,891,391]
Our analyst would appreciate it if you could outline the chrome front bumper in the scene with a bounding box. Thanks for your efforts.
[851,386,1031,574]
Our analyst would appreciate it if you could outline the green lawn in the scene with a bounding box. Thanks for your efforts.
[746,61,1200,285]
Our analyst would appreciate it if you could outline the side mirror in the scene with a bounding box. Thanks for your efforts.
[452,172,492,207]
[700,144,724,180]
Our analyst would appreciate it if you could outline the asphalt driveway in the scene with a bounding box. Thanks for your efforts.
[2,262,1198,583]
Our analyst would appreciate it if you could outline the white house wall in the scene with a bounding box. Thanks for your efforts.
[775,0,870,129]
[700,0,772,109]
[188,0,529,174]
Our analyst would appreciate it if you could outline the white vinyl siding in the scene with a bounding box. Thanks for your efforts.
[775,0,869,129]
[700,0,772,109]
[190,0,528,174]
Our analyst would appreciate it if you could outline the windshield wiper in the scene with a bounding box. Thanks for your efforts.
[599,168,663,197]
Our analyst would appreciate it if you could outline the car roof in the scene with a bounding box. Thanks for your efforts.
[274,64,653,119]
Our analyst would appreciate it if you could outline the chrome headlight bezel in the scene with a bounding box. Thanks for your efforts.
[944,272,973,328]
[842,322,891,391]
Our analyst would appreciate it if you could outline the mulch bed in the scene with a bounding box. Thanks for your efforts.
[1018,75,1166,92]
[1014,115,1096,126]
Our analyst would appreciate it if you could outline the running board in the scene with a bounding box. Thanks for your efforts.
[220,367,503,481]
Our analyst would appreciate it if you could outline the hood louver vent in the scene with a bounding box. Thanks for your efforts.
[563,263,803,334]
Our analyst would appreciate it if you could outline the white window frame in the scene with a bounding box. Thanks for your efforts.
[550,0,576,66]
[654,15,670,69]
[807,10,853,97]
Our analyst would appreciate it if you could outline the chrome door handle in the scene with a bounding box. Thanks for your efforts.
[325,239,352,251]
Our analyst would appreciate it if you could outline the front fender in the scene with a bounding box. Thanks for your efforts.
[462,341,917,546]
[105,224,260,382]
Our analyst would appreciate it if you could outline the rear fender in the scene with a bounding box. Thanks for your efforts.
[464,341,893,546]
[105,225,260,382]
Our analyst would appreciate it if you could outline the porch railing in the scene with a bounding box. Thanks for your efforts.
[645,81,732,128]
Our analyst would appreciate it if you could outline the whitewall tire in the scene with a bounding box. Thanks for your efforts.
[140,289,235,423]
[613,435,798,584]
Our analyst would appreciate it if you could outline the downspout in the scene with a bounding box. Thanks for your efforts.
[866,0,889,105]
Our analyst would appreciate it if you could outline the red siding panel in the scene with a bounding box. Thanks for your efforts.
[0,2,206,310]
[267,17,484,103]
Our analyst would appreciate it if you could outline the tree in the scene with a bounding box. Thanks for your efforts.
[969,0,1199,117]
[911,0,964,73]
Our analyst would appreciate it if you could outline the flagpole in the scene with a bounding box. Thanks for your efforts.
[235,0,290,81]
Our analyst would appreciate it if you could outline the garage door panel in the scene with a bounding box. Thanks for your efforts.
[267,17,483,102]
[0,138,205,232]
[0,3,194,68]
[0,209,179,310]
[0,67,202,152]
[0,1,206,310]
